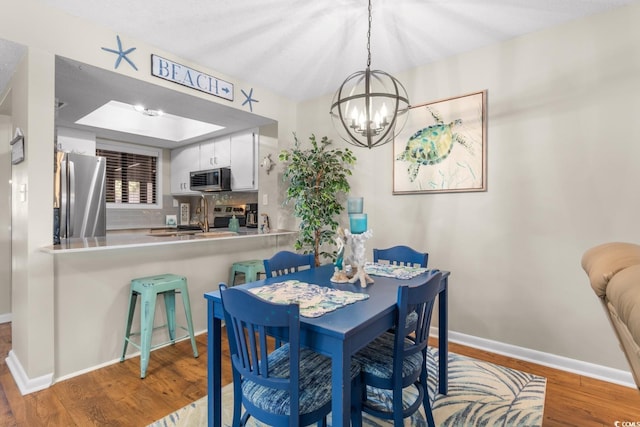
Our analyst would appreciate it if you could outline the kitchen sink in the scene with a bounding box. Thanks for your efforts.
[146,230,200,237]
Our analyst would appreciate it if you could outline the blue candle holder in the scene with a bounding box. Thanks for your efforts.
[347,197,363,214]
[349,213,367,234]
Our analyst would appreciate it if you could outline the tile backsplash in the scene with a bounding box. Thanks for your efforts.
[106,192,258,230]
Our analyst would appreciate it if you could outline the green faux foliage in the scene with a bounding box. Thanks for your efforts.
[279,134,356,266]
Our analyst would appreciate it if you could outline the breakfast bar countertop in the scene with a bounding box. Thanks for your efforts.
[41,228,297,254]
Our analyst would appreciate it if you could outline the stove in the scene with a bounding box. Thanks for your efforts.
[212,205,245,216]
[212,205,246,228]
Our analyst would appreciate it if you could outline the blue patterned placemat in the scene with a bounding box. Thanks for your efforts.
[249,280,369,317]
[364,262,429,279]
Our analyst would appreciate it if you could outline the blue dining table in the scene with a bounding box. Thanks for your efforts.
[204,263,450,427]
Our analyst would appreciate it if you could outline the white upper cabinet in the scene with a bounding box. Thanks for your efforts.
[170,144,201,195]
[170,129,259,195]
[230,130,258,191]
[200,137,231,169]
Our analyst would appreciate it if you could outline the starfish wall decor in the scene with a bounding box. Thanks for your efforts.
[241,88,259,112]
[101,35,138,71]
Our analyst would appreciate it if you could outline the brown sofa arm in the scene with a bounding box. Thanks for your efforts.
[581,242,640,297]
[582,242,640,390]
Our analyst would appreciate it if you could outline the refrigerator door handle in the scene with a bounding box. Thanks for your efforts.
[68,160,75,237]
[60,158,68,239]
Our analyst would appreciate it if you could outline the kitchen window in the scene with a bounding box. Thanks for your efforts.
[96,141,163,209]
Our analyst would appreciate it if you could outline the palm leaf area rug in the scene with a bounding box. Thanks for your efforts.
[150,347,546,427]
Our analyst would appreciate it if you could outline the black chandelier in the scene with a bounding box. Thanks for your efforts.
[330,0,410,149]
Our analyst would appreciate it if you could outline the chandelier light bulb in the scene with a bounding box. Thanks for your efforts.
[351,106,358,126]
[374,111,381,129]
[380,103,388,124]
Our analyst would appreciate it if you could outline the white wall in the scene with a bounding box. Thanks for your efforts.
[9,47,56,381]
[56,127,96,155]
[0,115,11,320]
[296,3,640,372]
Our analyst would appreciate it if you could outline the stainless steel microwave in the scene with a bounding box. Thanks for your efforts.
[190,167,231,192]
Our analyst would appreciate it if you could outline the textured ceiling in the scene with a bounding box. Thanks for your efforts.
[0,39,26,112]
[0,1,635,146]
[38,0,635,102]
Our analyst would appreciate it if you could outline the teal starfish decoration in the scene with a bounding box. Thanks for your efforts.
[101,35,138,71]
[241,88,259,112]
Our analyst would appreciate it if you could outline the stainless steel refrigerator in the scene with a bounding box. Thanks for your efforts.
[54,152,107,243]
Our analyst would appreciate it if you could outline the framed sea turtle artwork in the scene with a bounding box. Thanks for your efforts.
[393,90,487,194]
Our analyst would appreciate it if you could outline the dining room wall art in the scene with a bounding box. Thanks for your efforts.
[393,90,487,194]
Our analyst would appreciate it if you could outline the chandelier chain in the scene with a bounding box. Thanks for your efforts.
[367,0,372,68]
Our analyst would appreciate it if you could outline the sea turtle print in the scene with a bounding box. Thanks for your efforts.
[396,107,473,182]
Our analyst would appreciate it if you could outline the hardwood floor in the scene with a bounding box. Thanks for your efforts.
[1,321,639,426]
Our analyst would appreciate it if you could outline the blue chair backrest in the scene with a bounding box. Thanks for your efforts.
[219,284,302,416]
[264,250,315,278]
[392,271,443,376]
[373,245,428,268]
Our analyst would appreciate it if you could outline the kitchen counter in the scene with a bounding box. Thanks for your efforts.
[44,224,297,381]
[42,228,297,254]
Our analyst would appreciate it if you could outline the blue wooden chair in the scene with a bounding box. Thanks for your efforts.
[353,272,443,427]
[373,245,428,268]
[262,250,314,349]
[219,284,362,427]
[263,250,315,278]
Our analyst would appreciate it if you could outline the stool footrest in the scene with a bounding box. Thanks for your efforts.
[123,334,193,352]
[126,324,193,343]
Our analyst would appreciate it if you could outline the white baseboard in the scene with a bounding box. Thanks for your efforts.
[441,329,636,389]
[5,350,54,395]
[55,355,132,383]
[54,328,208,383]
[0,313,11,324]
[7,326,636,392]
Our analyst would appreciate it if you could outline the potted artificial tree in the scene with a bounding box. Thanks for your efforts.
[279,134,356,266]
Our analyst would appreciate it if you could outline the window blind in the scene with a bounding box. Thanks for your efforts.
[96,148,157,205]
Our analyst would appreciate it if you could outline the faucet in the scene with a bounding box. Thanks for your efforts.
[199,195,209,232]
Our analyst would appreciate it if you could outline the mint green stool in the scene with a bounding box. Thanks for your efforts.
[229,259,266,286]
[121,274,199,378]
